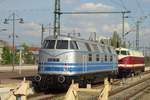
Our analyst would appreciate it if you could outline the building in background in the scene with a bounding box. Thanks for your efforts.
[29,47,40,64]
[16,46,40,65]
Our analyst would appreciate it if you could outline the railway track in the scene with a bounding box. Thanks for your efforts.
[28,93,65,100]
[27,83,104,100]
[27,70,150,100]
[28,81,105,100]
[109,71,150,100]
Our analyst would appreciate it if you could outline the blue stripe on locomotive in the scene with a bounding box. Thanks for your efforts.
[39,62,117,73]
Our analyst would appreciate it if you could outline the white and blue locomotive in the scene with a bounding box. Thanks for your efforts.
[34,35,118,89]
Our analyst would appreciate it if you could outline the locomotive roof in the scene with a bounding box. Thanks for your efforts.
[115,48,129,51]
[44,35,111,47]
[45,35,78,41]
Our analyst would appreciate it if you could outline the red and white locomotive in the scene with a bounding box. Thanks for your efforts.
[116,48,145,76]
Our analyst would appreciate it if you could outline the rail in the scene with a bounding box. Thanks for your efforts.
[64,78,111,100]
[109,71,150,99]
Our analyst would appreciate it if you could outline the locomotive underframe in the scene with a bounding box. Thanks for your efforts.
[33,70,117,91]
[118,66,145,77]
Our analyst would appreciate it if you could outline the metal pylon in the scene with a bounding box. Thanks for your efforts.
[54,0,61,37]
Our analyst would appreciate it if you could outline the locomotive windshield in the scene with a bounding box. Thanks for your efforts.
[56,40,68,49]
[116,50,120,54]
[116,50,129,55]
[43,40,56,49]
[43,40,78,49]
[121,51,129,55]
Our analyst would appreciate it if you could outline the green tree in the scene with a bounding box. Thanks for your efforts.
[110,31,122,48]
[22,43,34,64]
[1,46,19,64]
[145,56,150,66]
[15,52,20,64]
[1,46,12,64]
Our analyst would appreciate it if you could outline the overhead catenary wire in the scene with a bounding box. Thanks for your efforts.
[135,0,150,25]
[109,0,129,34]
[0,0,7,5]
[119,0,128,10]
[109,0,128,11]
[135,0,145,15]
[0,8,52,14]
[109,0,123,8]
[0,0,149,48]
[117,0,150,39]
[109,0,133,33]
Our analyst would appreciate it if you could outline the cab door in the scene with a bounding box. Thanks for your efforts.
[82,55,87,73]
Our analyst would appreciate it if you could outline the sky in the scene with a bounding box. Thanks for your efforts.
[0,0,150,48]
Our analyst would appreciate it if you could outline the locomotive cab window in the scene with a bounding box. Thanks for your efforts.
[110,55,113,62]
[96,54,100,61]
[88,54,92,61]
[43,40,56,49]
[56,40,68,49]
[116,50,120,54]
[121,50,128,55]
[70,41,78,49]
[105,55,107,62]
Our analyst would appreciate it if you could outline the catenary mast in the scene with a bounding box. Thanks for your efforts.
[54,0,61,37]
[53,0,130,44]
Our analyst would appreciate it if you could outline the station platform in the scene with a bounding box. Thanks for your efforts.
[0,65,37,72]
